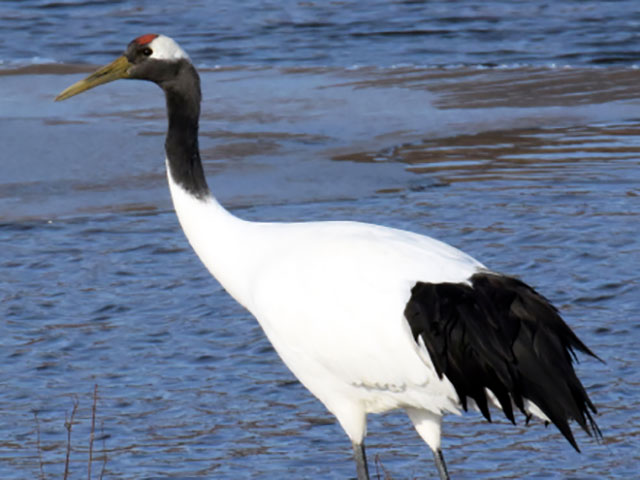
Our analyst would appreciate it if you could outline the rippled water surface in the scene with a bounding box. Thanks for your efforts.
[1,2,640,479]
[3,0,640,68]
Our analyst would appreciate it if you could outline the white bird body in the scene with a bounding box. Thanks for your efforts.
[56,34,601,480]
[169,169,476,440]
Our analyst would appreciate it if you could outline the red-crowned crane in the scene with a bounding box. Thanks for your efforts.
[56,34,601,479]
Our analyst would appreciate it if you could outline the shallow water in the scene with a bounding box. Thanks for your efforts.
[2,2,640,480]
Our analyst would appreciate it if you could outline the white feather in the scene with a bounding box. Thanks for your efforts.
[149,35,190,61]
[167,165,485,443]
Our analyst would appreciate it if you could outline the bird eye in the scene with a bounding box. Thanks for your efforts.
[143,48,153,56]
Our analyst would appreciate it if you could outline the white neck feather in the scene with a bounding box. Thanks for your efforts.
[166,165,259,309]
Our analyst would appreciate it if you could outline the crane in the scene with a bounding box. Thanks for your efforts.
[55,34,601,479]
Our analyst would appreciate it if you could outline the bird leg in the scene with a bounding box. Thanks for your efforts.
[433,448,450,480]
[352,441,370,480]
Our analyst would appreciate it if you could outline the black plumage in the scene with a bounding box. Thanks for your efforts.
[124,39,210,198]
[404,272,601,451]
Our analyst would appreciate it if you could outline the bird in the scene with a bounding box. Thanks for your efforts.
[55,34,601,480]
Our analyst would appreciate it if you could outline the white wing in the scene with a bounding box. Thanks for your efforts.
[245,220,484,415]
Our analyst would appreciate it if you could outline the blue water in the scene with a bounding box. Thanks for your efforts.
[1,1,640,479]
[2,0,640,68]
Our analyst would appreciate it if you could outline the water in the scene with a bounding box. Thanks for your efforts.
[2,0,640,68]
[1,1,639,479]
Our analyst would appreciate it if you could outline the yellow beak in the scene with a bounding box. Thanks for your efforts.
[55,55,132,101]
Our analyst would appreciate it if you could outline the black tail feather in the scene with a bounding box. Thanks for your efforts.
[404,271,601,450]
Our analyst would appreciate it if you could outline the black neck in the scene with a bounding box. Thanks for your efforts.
[162,61,210,198]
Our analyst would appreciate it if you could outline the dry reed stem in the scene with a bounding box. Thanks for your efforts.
[88,384,98,480]
[63,397,79,480]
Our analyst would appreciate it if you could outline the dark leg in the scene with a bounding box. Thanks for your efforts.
[433,448,450,480]
[352,441,370,480]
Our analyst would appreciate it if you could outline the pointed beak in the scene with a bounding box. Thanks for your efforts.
[55,55,132,101]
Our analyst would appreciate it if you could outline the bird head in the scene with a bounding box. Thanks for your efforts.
[55,34,191,101]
